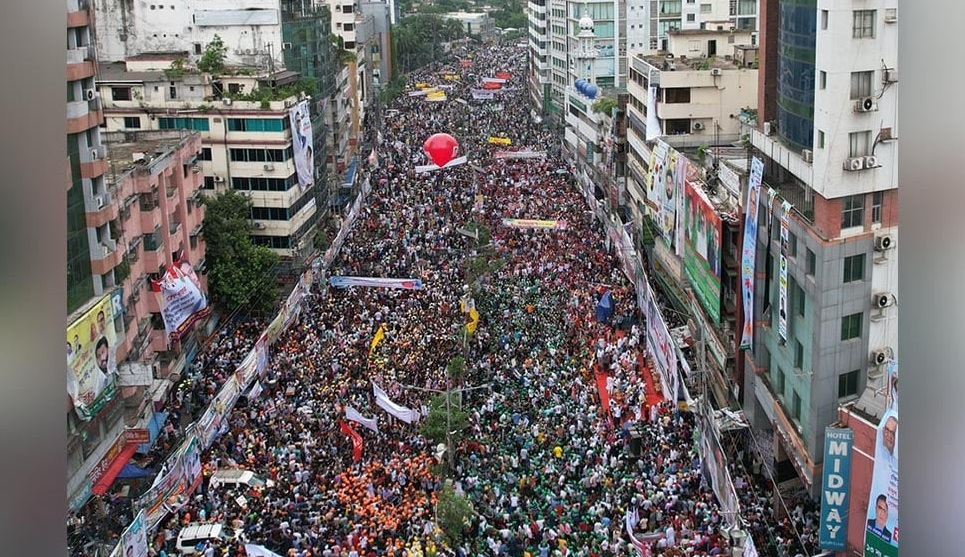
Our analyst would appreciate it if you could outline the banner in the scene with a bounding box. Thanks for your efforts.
[426,91,447,102]
[373,382,421,424]
[740,157,765,349]
[414,155,468,173]
[683,180,723,324]
[819,427,853,551]
[495,71,511,80]
[289,99,315,190]
[657,148,682,250]
[487,136,513,146]
[113,509,149,557]
[67,293,118,420]
[150,255,211,343]
[864,407,899,557]
[247,380,264,400]
[645,84,661,141]
[778,201,791,343]
[339,420,364,462]
[644,285,678,402]
[329,276,424,290]
[135,435,201,529]
[624,509,664,556]
[493,149,547,160]
[244,545,285,557]
[645,139,669,215]
[699,414,740,524]
[471,89,496,100]
[595,371,611,414]
[482,77,506,84]
[501,218,569,230]
[345,406,379,433]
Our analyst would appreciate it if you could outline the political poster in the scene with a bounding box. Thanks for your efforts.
[864,407,899,557]
[150,254,210,343]
[67,293,118,420]
[113,509,148,557]
[683,180,723,323]
[289,99,315,190]
[644,285,678,402]
[740,157,765,349]
[645,139,669,213]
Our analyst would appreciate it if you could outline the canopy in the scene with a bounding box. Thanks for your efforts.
[595,290,614,324]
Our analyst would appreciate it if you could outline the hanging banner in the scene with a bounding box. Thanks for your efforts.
[150,255,211,343]
[657,147,682,250]
[493,150,547,160]
[645,84,662,141]
[684,180,723,324]
[645,139,669,216]
[644,285,678,401]
[329,276,424,290]
[67,293,119,420]
[495,71,512,80]
[740,157,764,349]
[864,406,899,557]
[501,218,569,230]
[113,509,149,557]
[819,427,853,551]
[426,91,447,102]
[482,77,507,84]
[778,201,792,343]
[339,420,364,462]
[471,89,496,100]
[372,382,421,424]
[289,99,315,190]
[345,406,379,433]
[487,136,513,146]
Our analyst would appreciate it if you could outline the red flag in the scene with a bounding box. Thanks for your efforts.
[595,371,611,414]
[339,420,364,462]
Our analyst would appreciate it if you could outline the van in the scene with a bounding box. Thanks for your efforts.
[209,469,272,490]
[175,522,237,555]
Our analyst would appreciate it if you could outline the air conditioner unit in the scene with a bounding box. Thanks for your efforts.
[253,222,266,229]
[870,348,892,367]
[801,149,813,163]
[212,175,225,183]
[692,122,705,131]
[91,148,101,160]
[263,164,275,171]
[282,42,293,50]
[873,292,895,309]
[710,68,722,76]
[855,97,877,112]
[95,195,105,209]
[864,155,878,168]
[84,88,97,101]
[843,157,864,171]
[884,8,897,23]
[874,234,895,251]
[244,49,254,55]
[884,69,898,83]
[762,121,773,136]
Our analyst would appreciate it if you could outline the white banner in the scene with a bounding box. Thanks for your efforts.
[644,285,678,402]
[740,157,764,350]
[150,256,210,343]
[289,99,315,190]
[243,545,285,557]
[67,293,119,420]
[414,155,468,173]
[345,405,379,432]
[328,276,424,290]
[646,84,662,141]
[778,200,791,344]
[372,382,421,424]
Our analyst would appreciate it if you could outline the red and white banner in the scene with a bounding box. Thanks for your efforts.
[595,371,611,414]
[501,218,569,230]
[150,254,211,343]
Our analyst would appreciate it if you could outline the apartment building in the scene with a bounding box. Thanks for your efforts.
[742,0,898,499]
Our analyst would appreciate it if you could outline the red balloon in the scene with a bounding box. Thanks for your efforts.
[423,133,459,167]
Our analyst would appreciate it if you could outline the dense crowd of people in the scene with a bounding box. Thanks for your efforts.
[70,39,821,557]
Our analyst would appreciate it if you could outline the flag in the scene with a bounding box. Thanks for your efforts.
[339,420,364,462]
[369,324,386,357]
[244,544,285,557]
[345,405,379,432]
[466,306,480,334]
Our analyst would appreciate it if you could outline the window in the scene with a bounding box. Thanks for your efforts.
[342,4,354,12]
[806,248,816,276]
[850,71,873,99]
[686,13,695,21]
[788,233,797,257]
[841,312,862,341]
[818,130,825,148]
[123,116,141,129]
[794,340,804,369]
[819,71,826,90]
[111,87,132,101]
[838,370,860,399]
[853,10,875,38]
[791,391,802,421]
[198,147,212,161]
[701,3,711,12]
[796,283,805,316]
[664,88,691,103]
[841,194,865,229]
[194,43,202,54]
[227,118,286,132]
[202,176,216,190]
[169,86,177,99]
[871,191,883,223]
[343,23,354,32]
[849,131,872,157]
[158,117,210,131]
[843,254,865,283]
[820,10,828,30]
[775,366,785,397]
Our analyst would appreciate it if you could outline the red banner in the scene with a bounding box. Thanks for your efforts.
[496,71,511,80]
[339,420,364,462]
[595,371,611,414]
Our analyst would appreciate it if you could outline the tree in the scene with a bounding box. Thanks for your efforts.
[436,483,474,548]
[201,191,280,313]
[418,392,470,447]
[197,34,228,74]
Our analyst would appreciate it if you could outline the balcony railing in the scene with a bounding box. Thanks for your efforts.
[763,177,815,223]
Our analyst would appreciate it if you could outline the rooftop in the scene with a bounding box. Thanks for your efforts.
[126,51,190,61]
[637,52,746,71]
[102,130,200,188]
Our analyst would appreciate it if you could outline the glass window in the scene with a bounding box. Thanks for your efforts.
[796,283,805,316]
[853,10,875,38]
[850,71,873,99]
[843,254,865,283]
[871,191,883,223]
[820,10,828,30]
[838,370,860,399]
[841,312,862,341]
[849,131,872,157]
[794,340,804,368]
[123,116,141,129]
[818,130,825,148]
[819,71,826,90]
[806,248,816,276]
[788,233,797,257]
[792,391,802,420]
[841,194,864,229]
[112,87,132,101]
[775,366,785,397]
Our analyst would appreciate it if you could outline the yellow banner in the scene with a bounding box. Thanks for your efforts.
[415,82,432,90]
[67,294,119,419]
[488,136,512,146]
[426,91,447,101]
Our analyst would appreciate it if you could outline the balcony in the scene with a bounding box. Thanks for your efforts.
[85,192,119,228]
[142,241,165,272]
[139,204,162,233]
[90,241,122,275]
[67,47,86,65]
[169,221,182,238]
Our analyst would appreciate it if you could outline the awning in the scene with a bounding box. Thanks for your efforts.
[91,442,139,495]
[342,156,359,187]
[116,463,156,479]
[137,411,169,454]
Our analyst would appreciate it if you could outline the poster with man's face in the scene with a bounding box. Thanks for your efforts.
[67,294,118,419]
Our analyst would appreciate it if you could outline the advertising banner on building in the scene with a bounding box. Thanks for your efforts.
[289,99,315,190]
[865,407,899,557]
[819,427,853,551]
[698,414,740,525]
[645,139,669,213]
[112,509,149,557]
[645,84,661,141]
[67,294,119,420]
[740,157,764,349]
[644,285,678,401]
[150,255,210,343]
[683,180,723,324]
[778,201,791,343]
[656,148,684,253]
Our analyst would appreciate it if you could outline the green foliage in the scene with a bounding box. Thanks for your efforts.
[197,35,228,74]
[489,0,526,30]
[314,228,331,251]
[163,57,188,80]
[436,483,474,547]
[446,355,467,383]
[392,15,466,74]
[418,392,470,448]
[591,96,618,115]
[230,78,317,104]
[201,191,280,313]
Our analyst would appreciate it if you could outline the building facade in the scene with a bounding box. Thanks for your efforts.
[742,0,898,496]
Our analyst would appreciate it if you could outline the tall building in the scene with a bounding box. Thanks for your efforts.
[742,0,898,497]
[67,0,208,511]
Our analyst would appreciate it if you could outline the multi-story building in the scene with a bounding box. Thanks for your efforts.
[742,0,898,498]
[97,57,326,267]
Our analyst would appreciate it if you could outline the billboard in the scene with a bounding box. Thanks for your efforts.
[819,427,853,551]
[645,139,669,213]
[740,157,765,349]
[778,201,791,343]
[150,254,210,343]
[683,180,723,323]
[112,509,149,557]
[644,285,678,402]
[864,407,899,557]
[67,294,119,420]
[289,99,315,190]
